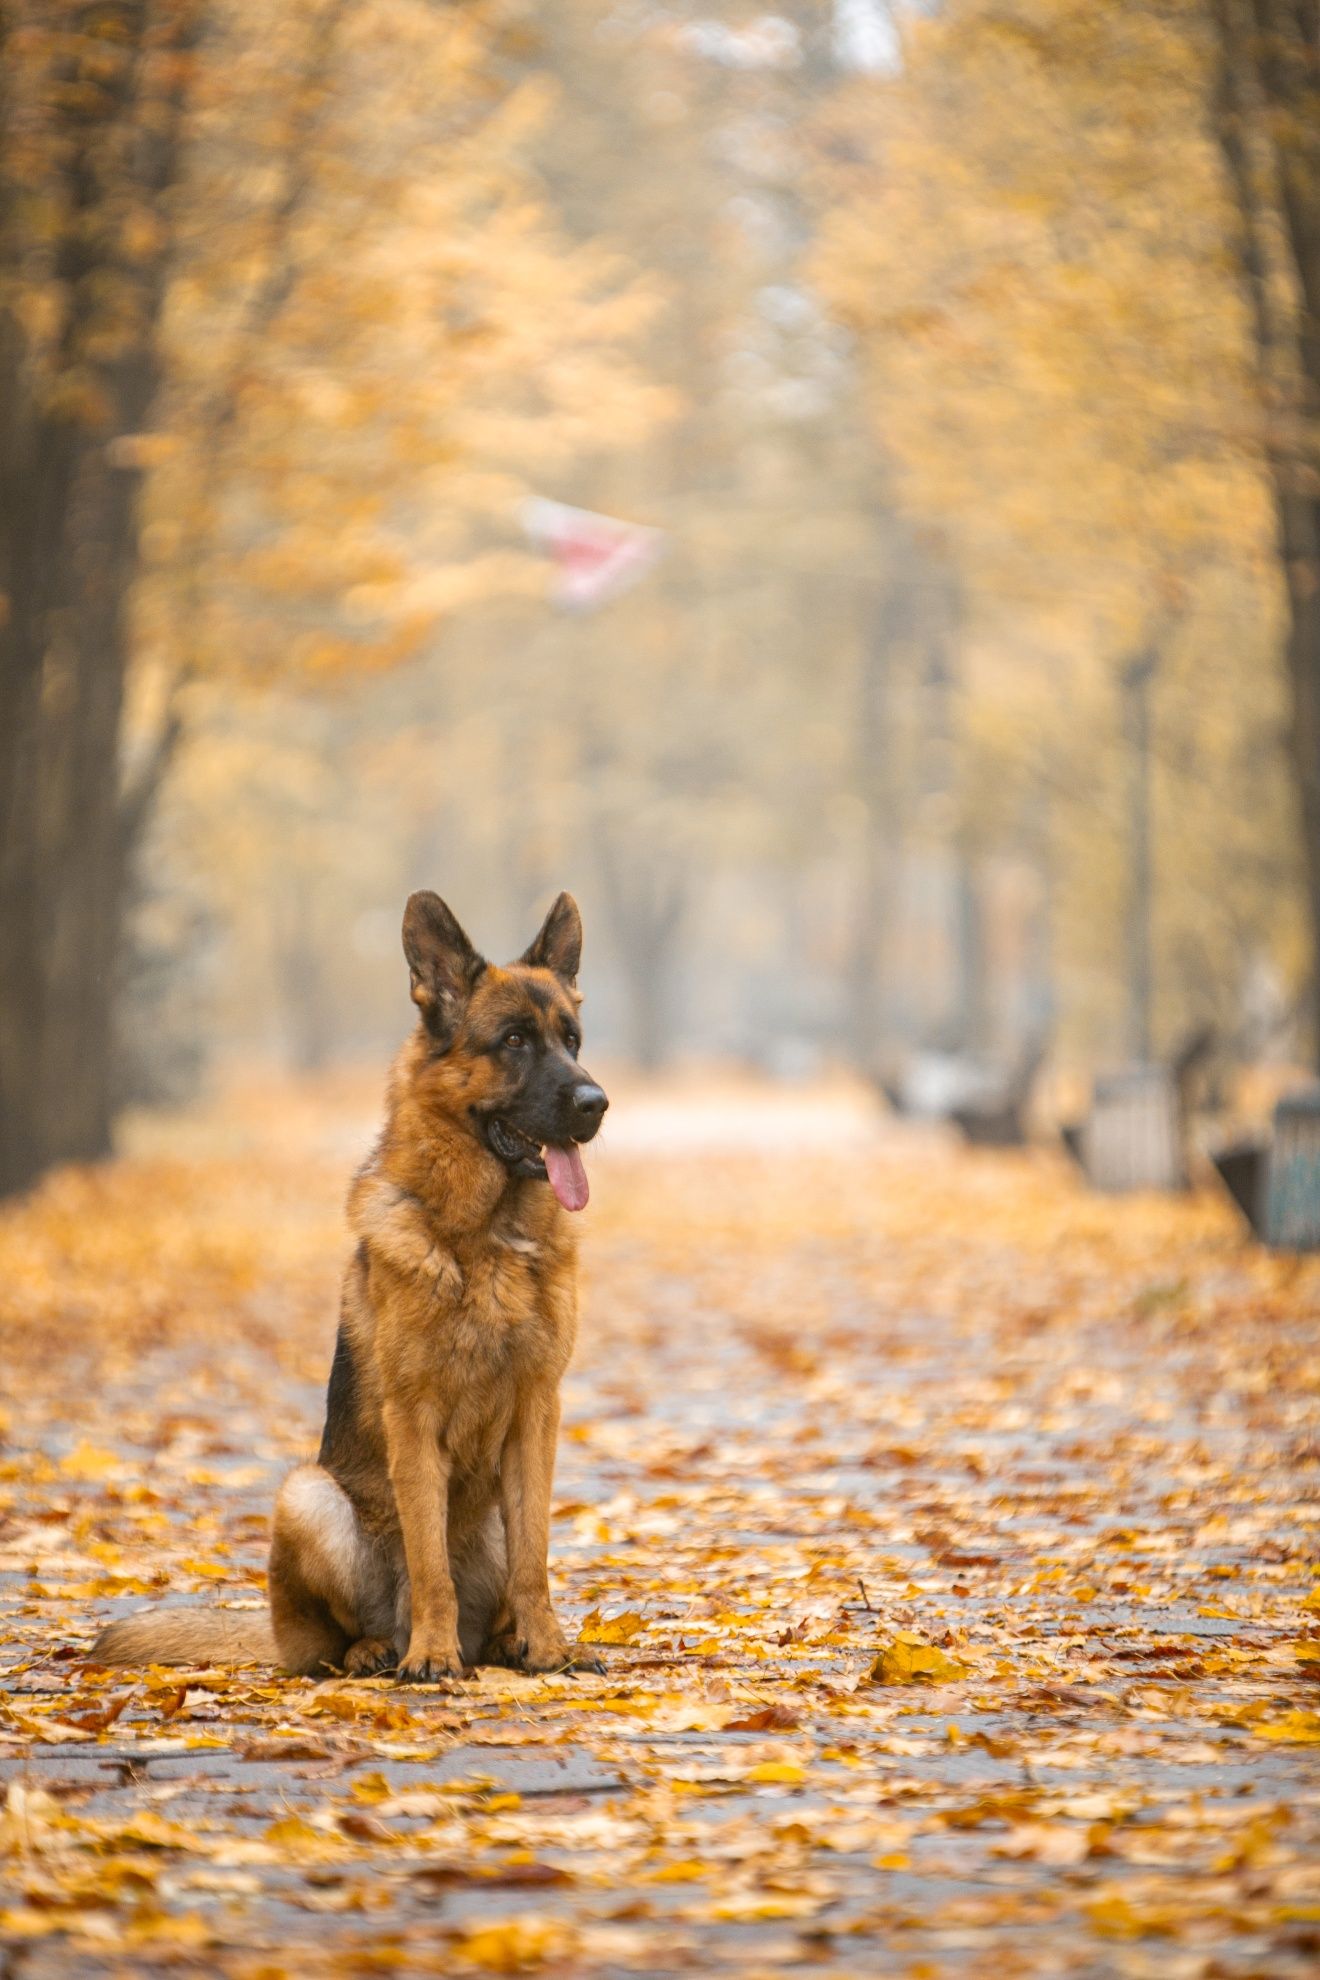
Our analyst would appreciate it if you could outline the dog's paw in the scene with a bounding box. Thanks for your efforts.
[343,1636,397,1678]
[515,1622,570,1674]
[505,1624,605,1677]
[520,1647,606,1676]
[397,1638,466,1684]
[480,1627,523,1670]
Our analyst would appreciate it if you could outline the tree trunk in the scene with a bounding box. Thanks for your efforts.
[275,877,336,1074]
[1123,651,1158,1064]
[950,841,989,1056]
[596,844,687,1071]
[0,431,65,1191]
[0,106,103,1189]
[0,3,196,1195]
[1278,482,1320,1063]
[847,583,906,1068]
[1208,0,1320,1062]
[1253,0,1320,1064]
[39,448,147,1162]
[626,929,672,1073]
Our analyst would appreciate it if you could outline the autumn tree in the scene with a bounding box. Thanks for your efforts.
[0,1,200,1195]
[496,2,939,1068]
[1207,0,1320,1058]
[814,0,1306,1063]
[0,0,668,1195]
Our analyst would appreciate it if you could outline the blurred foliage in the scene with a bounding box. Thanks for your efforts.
[135,0,673,691]
[4,2,1318,1159]
[813,0,1305,1056]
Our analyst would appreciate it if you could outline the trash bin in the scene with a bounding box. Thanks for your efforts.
[1264,1085,1320,1250]
[1083,1065,1184,1192]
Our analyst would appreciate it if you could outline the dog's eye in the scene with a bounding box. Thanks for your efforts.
[564,1029,581,1056]
[504,1029,527,1050]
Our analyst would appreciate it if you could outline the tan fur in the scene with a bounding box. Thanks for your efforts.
[92,1608,274,1667]
[302,1006,584,1680]
[90,894,601,1685]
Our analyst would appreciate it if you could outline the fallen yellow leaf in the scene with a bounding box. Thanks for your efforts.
[1253,1709,1320,1744]
[457,1916,565,1970]
[870,1633,969,1685]
[647,1858,708,1882]
[744,1760,807,1784]
[578,1608,646,1645]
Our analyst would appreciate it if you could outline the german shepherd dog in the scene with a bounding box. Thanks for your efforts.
[94,891,608,1680]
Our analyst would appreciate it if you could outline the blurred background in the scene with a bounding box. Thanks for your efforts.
[2,0,1318,1196]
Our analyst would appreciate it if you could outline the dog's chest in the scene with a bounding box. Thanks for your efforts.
[467,1247,529,1328]
[448,1236,555,1371]
[430,1243,562,1471]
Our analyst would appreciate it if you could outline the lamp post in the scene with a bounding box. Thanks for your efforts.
[1123,650,1158,1065]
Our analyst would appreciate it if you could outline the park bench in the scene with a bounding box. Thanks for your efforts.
[948,1036,1047,1148]
[1060,1028,1213,1193]
[876,1037,1043,1145]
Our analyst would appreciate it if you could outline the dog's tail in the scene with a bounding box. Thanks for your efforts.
[90,1606,276,1668]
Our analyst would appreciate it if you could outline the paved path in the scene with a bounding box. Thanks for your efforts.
[1,1078,1317,1976]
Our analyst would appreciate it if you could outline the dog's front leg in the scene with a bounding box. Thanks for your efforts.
[383,1399,463,1681]
[501,1388,602,1674]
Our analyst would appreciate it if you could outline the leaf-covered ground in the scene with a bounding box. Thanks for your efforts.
[1,1072,1318,1977]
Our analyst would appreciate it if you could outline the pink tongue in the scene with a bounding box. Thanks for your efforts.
[544,1142,589,1212]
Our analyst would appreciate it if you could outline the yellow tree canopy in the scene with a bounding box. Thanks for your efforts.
[813,0,1302,1049]
[133,0,673,693]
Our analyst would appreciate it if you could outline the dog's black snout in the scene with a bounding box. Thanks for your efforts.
[569,1082,608,1138]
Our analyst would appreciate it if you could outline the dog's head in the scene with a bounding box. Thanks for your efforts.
[401,890,607,1211]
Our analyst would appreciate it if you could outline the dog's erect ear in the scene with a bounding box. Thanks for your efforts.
[402,892,485,1040]
[520,891,582,986]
